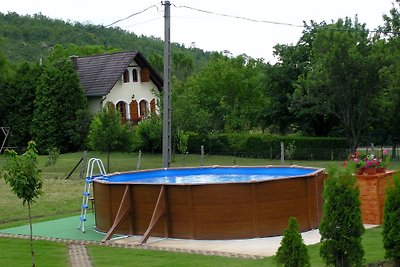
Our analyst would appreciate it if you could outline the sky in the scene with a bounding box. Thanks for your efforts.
[0,0,396,62]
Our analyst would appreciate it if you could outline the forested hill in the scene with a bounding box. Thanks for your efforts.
[0,12,212,69]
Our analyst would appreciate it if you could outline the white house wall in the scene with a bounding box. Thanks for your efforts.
[102,64,159,119]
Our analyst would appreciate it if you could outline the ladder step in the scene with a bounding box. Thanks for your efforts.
[79,158,107,232]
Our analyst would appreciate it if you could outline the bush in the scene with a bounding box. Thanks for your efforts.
[134,114,162,153]
[319,164,365,267]
[382,174,400,265]
[275,217,310,267]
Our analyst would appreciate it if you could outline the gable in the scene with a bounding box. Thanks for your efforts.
[73,51,163,97]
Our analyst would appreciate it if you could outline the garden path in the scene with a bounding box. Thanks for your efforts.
[68,244,92,267]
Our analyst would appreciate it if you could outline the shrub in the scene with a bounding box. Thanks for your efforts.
[319,164,365,267]
[134,114,162,153]
[382,174,400,265]
[275,217,310,267]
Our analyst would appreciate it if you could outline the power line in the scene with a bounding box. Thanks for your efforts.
[104,4,159,28]
[175,4,400,35]
[175,5,304,28]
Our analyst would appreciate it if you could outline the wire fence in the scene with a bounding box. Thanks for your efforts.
[189,145,350,162]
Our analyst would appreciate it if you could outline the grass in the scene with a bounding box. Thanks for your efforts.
[0,227,387,267]
[0,238,69,267]
[0,151,398,266]
[88,246,273,267]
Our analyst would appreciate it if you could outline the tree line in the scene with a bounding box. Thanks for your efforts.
[1,2,400,154]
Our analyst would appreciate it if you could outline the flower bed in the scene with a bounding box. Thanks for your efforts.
[350,150,391,176]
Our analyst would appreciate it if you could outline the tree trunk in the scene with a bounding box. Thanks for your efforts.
[28,202,35,267]
[107,150,110,173]
[392,143,397,159]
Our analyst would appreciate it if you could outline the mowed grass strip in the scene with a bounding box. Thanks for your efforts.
[0,227,388,267]
[88,245,273,267]
[0,238,68,267]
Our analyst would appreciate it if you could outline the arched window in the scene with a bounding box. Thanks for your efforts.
[116,101,127,123]
[139,100,148,117]
[132,69,138,82]
[123,69,130,83]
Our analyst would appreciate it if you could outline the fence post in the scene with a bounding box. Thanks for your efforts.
[79,151,87,179]
[200,145,204,166]
[280,142,285,165]
[136,150,142,170]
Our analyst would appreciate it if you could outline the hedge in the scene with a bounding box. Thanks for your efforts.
[186,132,348,161]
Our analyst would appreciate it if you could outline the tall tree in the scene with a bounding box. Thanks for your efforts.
[374,1,400,156]
[2,141,43,267]
[289,21,342,137]
[0,51,10,127]
[31,58,89,153]
[263,37,311,134]
[172,54,266,133]
[2,62,41,146]
[297,18,382,151]
[379,0,400,39]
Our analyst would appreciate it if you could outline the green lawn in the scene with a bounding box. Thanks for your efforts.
[0,151,398,266]
[0,226,388,266]
[0,238,69,267]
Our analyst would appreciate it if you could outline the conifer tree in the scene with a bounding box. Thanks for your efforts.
[31,58,89,153]
[319,164,365,267]
[275,217,310,267]
[382,175,400,266]
[2,62,41,146]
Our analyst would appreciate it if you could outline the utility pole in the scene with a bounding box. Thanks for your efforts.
[162,1,171,168]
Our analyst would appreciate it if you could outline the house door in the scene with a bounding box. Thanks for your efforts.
[139,100,148,117]
[116,101,127,123]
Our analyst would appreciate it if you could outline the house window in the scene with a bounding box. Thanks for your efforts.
[123,69,130,83]
[132,69,138,82]
[141,68,150,82]
[139,100,148,117]
[116,101,127,123]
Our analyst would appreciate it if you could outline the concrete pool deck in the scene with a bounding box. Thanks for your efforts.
[110,224,378,258]
[111,229,321,258]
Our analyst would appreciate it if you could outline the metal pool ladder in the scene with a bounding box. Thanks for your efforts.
[78,158,107,233]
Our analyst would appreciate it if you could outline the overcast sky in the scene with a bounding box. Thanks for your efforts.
[1,0,396,62]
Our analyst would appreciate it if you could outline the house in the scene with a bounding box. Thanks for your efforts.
[72,51,163,124]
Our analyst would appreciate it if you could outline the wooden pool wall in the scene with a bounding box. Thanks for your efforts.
[93,169,326,240]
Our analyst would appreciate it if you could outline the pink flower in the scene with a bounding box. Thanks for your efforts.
[366,161,372,167]
[383,149,388,155]
[353,158,359,163]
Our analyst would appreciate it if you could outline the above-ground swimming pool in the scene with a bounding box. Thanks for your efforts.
[93,166,326,242]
